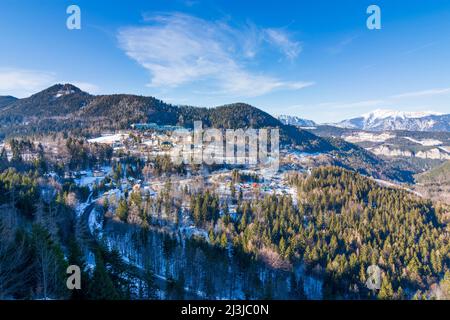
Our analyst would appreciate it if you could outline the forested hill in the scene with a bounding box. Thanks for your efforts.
[0,84,92,123]
[0,84,332,152]
[177,103,334,152]
[76,94,180,128]
[0,84,413,181]
[285,167,449,299]
[179,103,281,128]
[165,166,450,299]
[416,161,450,184]
[0,96,18,109]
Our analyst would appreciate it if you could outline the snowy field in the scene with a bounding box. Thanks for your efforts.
[404,137,443,146]
[88,133,128,144]
[344,132,394,143]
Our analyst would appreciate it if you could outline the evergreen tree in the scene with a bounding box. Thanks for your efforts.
[378,275,394,300]
[67,237,88,300]
[116,198,128,222]
[88,252,119,300]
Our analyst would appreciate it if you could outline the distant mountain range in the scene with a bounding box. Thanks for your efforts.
[277,115,316,127]
[335,109,450,132]
[0,84,417,182]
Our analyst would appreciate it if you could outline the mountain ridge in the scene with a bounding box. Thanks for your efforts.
[335,109,450,132]
[0,84,332,152]
[0,84,413,182]
[0,95,18,109]
[0,83,92,124]
[277,114,316,127]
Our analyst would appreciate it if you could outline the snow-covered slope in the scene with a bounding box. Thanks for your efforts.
[278,115,316,127]
[336,109,449,132]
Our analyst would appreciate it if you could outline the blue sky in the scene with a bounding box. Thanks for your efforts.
[1,0,450,122]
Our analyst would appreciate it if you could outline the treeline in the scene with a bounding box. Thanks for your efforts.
[112,179,180,228]
[0,136,113,174]
[0,139,47,173]
[153,155,186,176]
[231,169,260,183]
[66,137,113,170]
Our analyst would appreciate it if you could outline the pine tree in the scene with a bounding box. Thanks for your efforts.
[396,286,405,300]
[103,197,109,213]
[230,184,236,199]
[193,197,201,225]
[88,252,119,300]
[67,237,88,300]
[116,198,128,222]
[378,275,394,300]
[279,237,286,255]
[220,232,228,249]
[31,224,68,299]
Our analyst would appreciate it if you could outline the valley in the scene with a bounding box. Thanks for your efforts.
[0,84,449,301]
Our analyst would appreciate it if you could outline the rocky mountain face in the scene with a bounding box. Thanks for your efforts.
[335,109,449,132]
[308,124,450,179]
[277,115,316,127]
[368,145,450,160]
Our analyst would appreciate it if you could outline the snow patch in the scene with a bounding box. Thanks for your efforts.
[88,208,103,236]
[88,133,128,144]
[404,137,442,146]
[54,89,75,98]
[345,132,394,143]
[362,109,442,121]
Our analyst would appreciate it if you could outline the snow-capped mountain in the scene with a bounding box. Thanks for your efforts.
[278,115,316,127]
[335,109,450,132]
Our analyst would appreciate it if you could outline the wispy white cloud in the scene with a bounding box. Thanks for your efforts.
[264,28,302,60]
[391,87,450,99]
[117,13,310,97]
[0,68,55,97]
